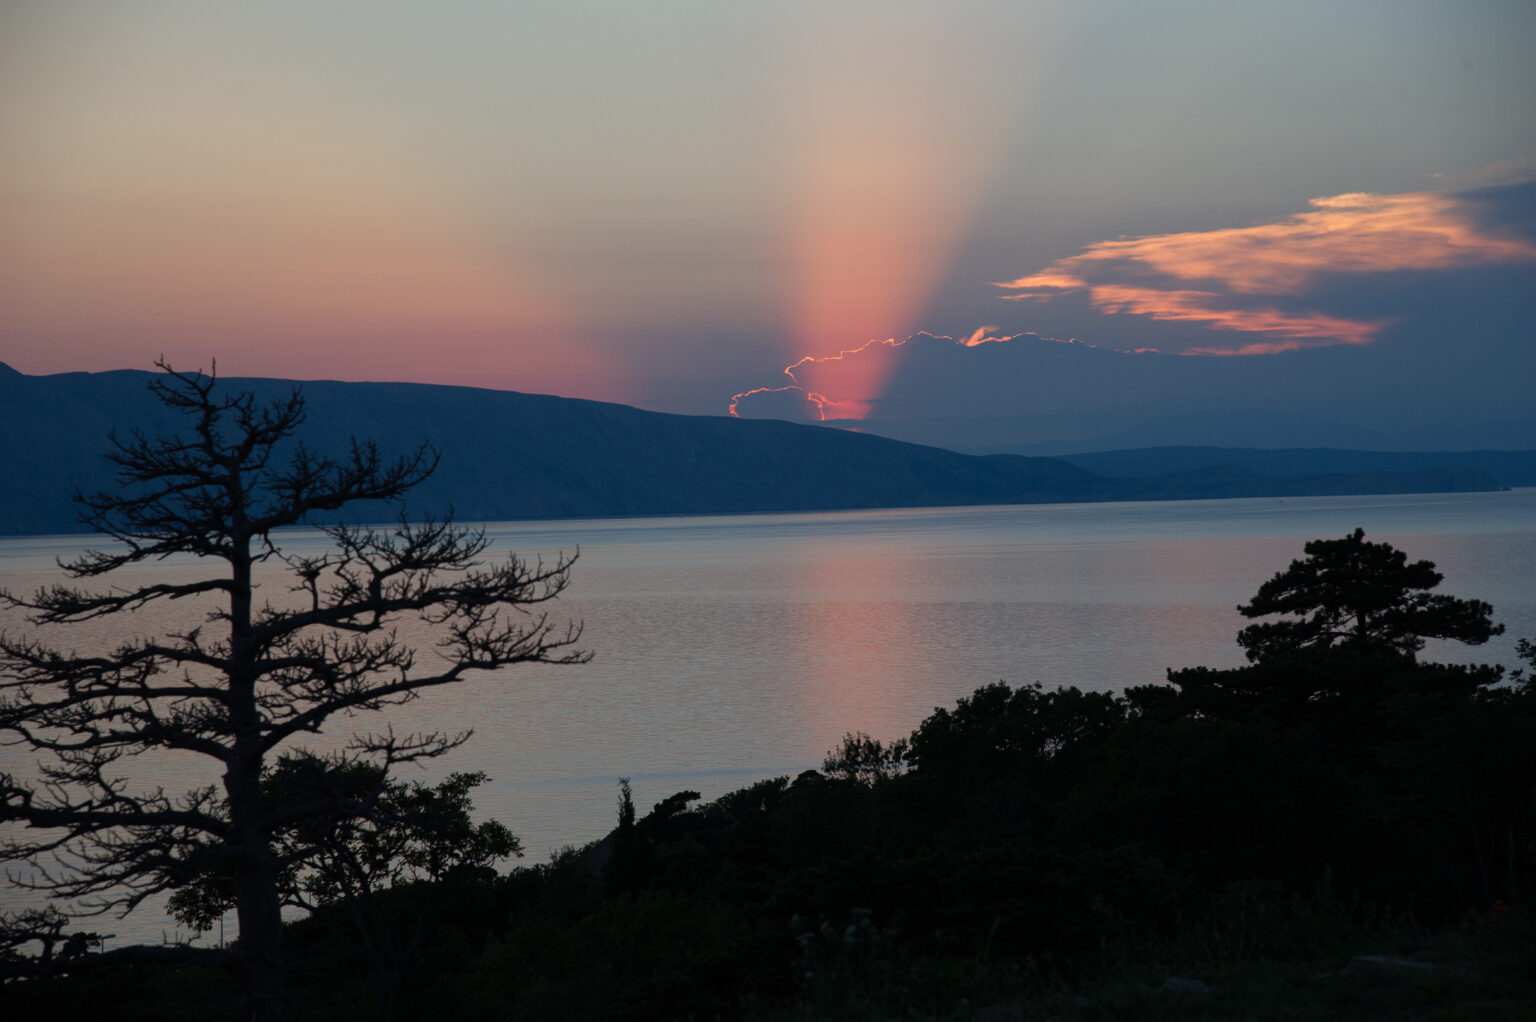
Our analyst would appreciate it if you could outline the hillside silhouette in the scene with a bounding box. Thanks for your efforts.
[0,364,1510,534]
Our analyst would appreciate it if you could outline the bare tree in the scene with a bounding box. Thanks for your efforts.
[0,362,589,1020]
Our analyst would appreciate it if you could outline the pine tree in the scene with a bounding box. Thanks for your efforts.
[1235,527,1501,664]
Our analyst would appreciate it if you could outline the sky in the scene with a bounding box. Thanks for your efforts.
[2,1,1533,452]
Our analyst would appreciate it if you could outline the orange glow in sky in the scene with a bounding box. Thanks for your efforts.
[0,36,625,401]
[730,338,906,420]
[772,6,999,406]
[731,331,1045,421]
[4,3,1532,444]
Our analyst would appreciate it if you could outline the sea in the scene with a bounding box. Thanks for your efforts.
[2,488,1533,945]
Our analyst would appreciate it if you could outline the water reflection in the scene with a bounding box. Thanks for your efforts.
[2,489,1533,945]
[787,542,942,746]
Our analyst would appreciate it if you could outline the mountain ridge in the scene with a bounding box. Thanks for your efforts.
[0,364,1514,536]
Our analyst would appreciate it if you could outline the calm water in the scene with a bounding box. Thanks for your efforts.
[3,489,1533,944]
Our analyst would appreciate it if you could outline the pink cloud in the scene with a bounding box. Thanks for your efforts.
[958,326,1013,347]
[996,188,1536,353]
[1087,285,1385,349]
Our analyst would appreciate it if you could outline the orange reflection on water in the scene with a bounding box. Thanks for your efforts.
[780,540,945,746]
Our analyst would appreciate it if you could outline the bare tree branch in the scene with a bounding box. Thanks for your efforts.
[0,362,589,1020]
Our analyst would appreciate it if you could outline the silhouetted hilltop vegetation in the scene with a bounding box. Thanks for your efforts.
[0,364,1513,535]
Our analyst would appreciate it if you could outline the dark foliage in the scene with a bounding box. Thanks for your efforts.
[6,531,1532,1020]
[1159,528,1504,722]
[0,363,587,1020]
[1234,527,1501,663]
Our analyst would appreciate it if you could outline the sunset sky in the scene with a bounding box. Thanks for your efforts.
[3,1,1533,451]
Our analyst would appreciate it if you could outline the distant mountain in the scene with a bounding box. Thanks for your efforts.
[0,365,1508,536]
[1051,446,1536,487]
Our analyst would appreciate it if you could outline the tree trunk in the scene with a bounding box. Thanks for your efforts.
[228,738,285,1020]
[234,856,286,1022]
[227,529,286,1021]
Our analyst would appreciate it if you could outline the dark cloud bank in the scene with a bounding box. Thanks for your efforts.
[730,326,1533,454]
[733,183,1536,454]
